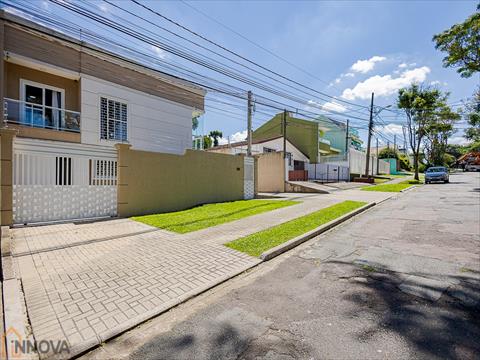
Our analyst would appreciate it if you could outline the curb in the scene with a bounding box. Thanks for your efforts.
[260,202,376,261]
[1,226,39,360]
[400,185,418,193]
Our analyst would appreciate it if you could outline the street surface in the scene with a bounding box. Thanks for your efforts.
[84,172,480,360]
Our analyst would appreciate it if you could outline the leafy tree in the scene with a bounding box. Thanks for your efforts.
[378,147,398,159]
[397,85,458,180]
[202,135,212,149]
[445,143,469,158]
[208,130,223,147]
[423,104,460,165]
[464,88,480,142]
[192,116,199,131]
[433,4,480,78]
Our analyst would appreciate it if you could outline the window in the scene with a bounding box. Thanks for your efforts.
[100,97,127,141]
[263,147,276,153]
[56,157,72,185]
[21,80,64,129]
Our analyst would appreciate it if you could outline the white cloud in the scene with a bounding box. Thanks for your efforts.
[398,63,408,69]
[350,56,386,73]
[376,123,404,136]
[344,72,355,77]
[341,66,431,100]
[150,45,166,59]
[218,130,247,145]
[449,136,469,145]
[430,80,441,86]
[322,101,347,113]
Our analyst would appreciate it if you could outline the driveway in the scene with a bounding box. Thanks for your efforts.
[7,189,394,359]
[83,172,480,360]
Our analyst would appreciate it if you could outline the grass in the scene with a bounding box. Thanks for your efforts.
[361,180,418,192]
[374,178,389,184]
[225,200,366,257]
[132,199,299,233]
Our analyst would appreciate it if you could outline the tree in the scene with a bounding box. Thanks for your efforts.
[192,116,199,131]
[432,4,480,78]
[423,103,460,165]
[464,88,480,142]
[208,130,223,147]
[378,147,398,159]
[202,135,212,149]
[397,85,454,180]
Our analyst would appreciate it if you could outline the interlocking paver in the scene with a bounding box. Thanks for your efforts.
[11,192,394,359]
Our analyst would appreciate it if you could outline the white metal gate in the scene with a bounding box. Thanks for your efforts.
[13,139,118,224]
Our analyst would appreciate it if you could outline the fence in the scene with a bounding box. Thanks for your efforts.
[116,144,254,217]
[347,148,390,176]
[306,163,349,182]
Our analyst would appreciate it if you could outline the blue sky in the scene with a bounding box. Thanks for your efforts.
[3,0,479,146]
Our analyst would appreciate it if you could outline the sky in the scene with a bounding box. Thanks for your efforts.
[3,0,479,147]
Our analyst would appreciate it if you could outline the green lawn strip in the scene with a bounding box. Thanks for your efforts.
[132,199,299,233]
[361,179,420,192]
[225,200,367,257]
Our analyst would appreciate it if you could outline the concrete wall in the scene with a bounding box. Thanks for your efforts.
[0,129,15,225]
[256,151,285,192]
[116,144,248,217]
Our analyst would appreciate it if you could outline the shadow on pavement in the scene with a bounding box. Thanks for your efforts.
[334,260,480,360]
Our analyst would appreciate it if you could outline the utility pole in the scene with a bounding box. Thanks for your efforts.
[393,134,397,152]
[376,137,379,175]
[283,109,287,158]
[247,90,253,156]
[345,119,350,154]
[364,92,374,178]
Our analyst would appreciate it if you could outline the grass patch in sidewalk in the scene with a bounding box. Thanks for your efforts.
[225,200,366,257]
[361,179,420,192]
[132,199,299,233]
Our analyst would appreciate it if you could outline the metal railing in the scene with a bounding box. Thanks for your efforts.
[3,98,80,133]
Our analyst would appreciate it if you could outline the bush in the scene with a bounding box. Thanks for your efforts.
[398,153,412,171]
[418,163,427,173]
[378,148,398,159]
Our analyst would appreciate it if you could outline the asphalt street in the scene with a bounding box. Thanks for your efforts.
[84,172,480,360]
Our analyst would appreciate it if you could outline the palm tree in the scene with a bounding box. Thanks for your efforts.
[209,130,223,147]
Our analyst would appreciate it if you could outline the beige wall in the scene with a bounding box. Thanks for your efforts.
[4,62,80,111]
[0,128,15,226]
[116,145,246,217]
[256,151,285,193]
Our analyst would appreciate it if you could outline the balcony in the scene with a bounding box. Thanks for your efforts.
[3,98,80,133]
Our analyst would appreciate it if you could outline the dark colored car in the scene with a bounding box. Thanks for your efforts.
[425,166,449,184]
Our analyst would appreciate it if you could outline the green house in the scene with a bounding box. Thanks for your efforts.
[253,112,342,163]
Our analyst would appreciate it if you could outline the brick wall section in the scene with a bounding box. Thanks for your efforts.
[116,144,248,217]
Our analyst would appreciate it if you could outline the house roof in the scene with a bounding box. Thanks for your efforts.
[208,135,284,150]
[208,135,311,159]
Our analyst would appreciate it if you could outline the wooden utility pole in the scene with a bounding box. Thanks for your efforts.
[394,134,397,152]
[283,109,287,158]
[376,137,379,175]
[247,90,253,156]
[364,92,375,178]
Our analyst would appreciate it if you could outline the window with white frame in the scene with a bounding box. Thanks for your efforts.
[100,97,127,141]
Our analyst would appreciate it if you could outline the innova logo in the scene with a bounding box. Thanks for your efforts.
[1,327,70,358]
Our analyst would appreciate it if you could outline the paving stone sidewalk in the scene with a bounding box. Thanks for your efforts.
[8,190,395,359]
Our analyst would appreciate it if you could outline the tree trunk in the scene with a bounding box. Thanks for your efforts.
[413,153,419,181]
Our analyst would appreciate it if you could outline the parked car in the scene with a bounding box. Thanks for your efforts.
[425,166,449,184]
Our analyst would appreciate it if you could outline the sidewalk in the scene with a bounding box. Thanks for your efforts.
[6,190,396,359]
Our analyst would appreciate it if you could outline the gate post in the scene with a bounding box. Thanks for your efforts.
[0,128,16,226]
[115,143,131,218]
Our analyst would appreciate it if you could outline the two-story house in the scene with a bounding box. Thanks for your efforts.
[0,11,205,225]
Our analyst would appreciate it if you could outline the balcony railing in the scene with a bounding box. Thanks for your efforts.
[3,98,80,133]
